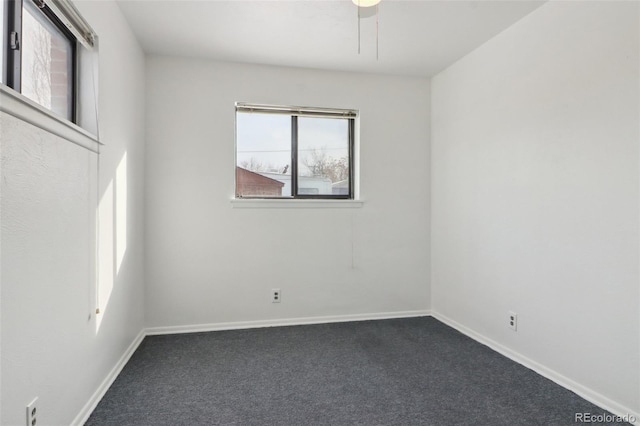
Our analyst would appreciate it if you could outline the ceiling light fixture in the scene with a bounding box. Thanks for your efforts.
[353,0,381,60]
[352,0,380,6]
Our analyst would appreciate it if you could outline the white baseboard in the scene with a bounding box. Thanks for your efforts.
[74,311,638,426]
[72,310,429,424]
[71,330,146,426]
[431,311,640,426]
[145,310,432,336]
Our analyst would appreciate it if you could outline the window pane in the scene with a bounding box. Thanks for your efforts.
[0,0,4,84]
[236,112,291,197]
[297,117,350,196]
[21,1,74,120]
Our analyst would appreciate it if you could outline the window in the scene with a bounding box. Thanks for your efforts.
[2,0,96,123]
[236,103,356,199]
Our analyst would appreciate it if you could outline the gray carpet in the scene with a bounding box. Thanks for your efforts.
[85,317,627,425]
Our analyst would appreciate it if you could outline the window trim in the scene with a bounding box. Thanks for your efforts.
[0,82,100,152]
[235,102,357,118]
[24,0,77,120]
[2,0,96,124]
[7,0,77,121]
[230,199,364,209]
[235,102,357,200]
[4,0,22,89]
[45,0,96,49]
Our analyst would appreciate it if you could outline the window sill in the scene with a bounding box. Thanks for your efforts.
[230,199,364,209]
[0,84,100,153]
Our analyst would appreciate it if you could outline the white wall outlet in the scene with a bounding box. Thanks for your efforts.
[508,311,517,331]
[271,288,281,303]
[26,397,38,426]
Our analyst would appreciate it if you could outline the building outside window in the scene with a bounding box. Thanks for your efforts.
[235,103,356,200]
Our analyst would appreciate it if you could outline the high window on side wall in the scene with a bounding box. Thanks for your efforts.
[1,0,96,123]
[235,103,356,199]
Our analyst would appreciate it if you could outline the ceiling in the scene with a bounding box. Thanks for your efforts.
[116,0,545,78]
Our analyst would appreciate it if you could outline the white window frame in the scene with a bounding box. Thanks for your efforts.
[235,102,358,201]
[1,0,99,151]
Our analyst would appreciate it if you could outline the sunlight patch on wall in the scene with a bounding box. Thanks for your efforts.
[96,178,114,332]
[116,152,128,274]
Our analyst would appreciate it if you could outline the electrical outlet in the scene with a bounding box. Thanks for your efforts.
[26,397,38,426]
[508,311,517,331]
[271,288,281,303]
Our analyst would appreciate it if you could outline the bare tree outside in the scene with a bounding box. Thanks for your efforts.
[19,1,73,119]
[239,157,267,172]
[30,25,52,107]
[241,149,347,183]
[239,157,287,174]
[297,117,350,193]
[22,12,52,108]
[301,147,349,183]
[236,111,352,197]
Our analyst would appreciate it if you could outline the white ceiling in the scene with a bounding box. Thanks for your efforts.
[116,0,545,77]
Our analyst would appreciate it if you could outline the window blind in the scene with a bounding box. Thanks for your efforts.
[236,102,357,119]
[43,0,96,48]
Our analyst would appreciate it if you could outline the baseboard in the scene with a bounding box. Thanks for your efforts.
[431,311,640,426]
[73,310,429,423]
[145,310,431,336]
[71,329,146,426]
[75,310,638,426]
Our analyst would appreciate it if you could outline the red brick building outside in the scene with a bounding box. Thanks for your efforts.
[49,34,71,119]
[236,167,285,197]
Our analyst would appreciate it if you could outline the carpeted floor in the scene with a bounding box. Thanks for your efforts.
[85,317,627,425]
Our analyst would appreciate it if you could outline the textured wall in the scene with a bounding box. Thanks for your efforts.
[145,57,431,328]
[431,1,639,416]
[0,1,146,424]
[1,112,97,424]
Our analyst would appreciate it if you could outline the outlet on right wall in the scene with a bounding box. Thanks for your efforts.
[431,0,639,418]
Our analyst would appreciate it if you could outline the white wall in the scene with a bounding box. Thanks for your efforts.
[431,0,639,416]
[145,58,430,328]
[0,1,146,424]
